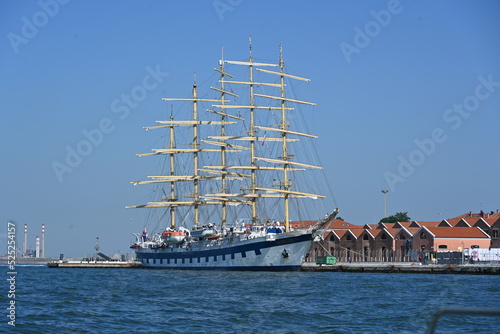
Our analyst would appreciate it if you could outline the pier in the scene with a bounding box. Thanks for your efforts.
[301,262,500,274]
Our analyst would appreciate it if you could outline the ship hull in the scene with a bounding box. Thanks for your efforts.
[135,232,312,271]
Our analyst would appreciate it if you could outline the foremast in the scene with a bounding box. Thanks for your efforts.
[268,45,320,231]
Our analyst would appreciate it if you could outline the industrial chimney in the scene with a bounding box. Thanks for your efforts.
[35,236,40,258]
[24,224,28,257]
[41,224,45,258]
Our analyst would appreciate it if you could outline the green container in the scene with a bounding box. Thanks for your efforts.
[316,256,337,265]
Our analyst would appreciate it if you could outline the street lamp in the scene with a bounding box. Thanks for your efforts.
[381,190,389,218]
[95,237,100,262]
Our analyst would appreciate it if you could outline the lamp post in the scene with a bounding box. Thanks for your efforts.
[95,237,100,262]
[381,190,388,218]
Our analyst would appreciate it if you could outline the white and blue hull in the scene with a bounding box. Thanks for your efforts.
[135,232,312,271]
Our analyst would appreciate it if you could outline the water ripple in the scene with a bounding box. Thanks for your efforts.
[2,267,499,333]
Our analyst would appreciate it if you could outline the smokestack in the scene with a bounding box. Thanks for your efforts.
[41,224,45,258]
[24,224,28,257]
[36,236,40,258]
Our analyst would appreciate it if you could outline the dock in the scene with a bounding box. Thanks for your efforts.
[47,261,144,268]
[301,262,500,274]
[0,257,58,265]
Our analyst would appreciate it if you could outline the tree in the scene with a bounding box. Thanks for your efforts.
[379,212,411,225]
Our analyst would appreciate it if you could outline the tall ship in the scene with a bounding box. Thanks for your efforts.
[128,38,338,270]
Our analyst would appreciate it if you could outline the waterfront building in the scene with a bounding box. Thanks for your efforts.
[411,226,490,252]
[473,216,500,248]
[307,210,499,264]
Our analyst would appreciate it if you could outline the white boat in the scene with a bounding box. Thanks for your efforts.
[128,38,338,270]
[161,229,187,244]
[191,224,217,239]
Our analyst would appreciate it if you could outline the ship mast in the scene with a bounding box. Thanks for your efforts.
[219,48,228,226]
[127,86,240,219]
[192,79,201,226]
[248,36,258,225]
[252,45,323,232]
[168,113,176,229]
[278,45,291,232]
[205,39,323,227]
[128,41,330,235]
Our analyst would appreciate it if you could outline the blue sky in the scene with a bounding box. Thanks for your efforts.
[1,0,499,257]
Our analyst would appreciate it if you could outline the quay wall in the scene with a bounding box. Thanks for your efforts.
[301,262,500,275]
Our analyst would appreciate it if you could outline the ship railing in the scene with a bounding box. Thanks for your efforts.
[190,235,243,248]
[426,307,500,334]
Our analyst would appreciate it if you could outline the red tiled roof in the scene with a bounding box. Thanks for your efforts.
[393,222,412,228]
[473,218,490,228]
[363,224,380,229]
[474,217,500,227]
[407,227,420,235]
[383,228,400,238]
[327,219,362,229]
[440,218,458,226]
[337,229,364,240]
[412,221,440,228]
[451,211,500,221]
[291,219,363,229]
[349,229,365,238]
[332,230,348,238]
[423,226,490,239]
[290,220,316,229]
[441,218,473,227]
[396,227,419,237]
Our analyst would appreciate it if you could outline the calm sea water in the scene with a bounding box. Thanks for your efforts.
[1,265,499,333]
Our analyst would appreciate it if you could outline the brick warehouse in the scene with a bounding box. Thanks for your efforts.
[305,211,499,263]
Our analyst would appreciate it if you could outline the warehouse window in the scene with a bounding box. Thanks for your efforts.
[438,245,447,249]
